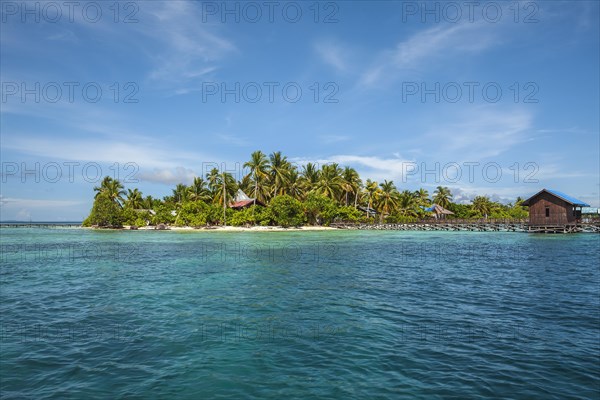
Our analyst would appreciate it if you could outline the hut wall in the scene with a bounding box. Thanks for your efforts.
[528,192,575,225]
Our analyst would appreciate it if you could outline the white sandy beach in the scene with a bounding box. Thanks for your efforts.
[122,225,338,232]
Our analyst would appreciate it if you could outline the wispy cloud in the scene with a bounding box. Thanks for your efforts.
[217,133,250,147]
[138,167,198,185]
[314,40,350,73]
[136,2,237,91]
[360,22,498,87]
[2,134,204,180]
[442,185,527,205]
[422,106,534,159]
[292,154,414,182]
[320,135,350,144]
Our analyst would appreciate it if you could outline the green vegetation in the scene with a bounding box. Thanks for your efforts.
[83,151,529,228]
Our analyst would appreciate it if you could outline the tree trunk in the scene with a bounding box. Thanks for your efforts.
[222,173,227,226]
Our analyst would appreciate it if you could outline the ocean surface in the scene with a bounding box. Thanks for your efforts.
[1,227,598,399]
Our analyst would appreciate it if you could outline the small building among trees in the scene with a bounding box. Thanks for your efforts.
[522,189,590,230]
[229,189,265,209]
[423,204,454,219]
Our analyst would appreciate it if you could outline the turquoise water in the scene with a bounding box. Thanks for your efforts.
[1,228,598,399]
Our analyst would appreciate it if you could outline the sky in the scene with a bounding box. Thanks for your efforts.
[1,0,599,221]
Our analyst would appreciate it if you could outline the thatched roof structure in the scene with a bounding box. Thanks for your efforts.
[424,204,454,218]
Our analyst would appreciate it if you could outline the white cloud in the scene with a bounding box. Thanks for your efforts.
[422,106,534,159]
[217,133,250,147]
[2,135,197,170]
[315,41,350,73]
[136,2,237,90]
[320,135,350,144]
[441,185,529,205]
[360,22,498,87]
[138,167,198,185]
[291,154,414,182]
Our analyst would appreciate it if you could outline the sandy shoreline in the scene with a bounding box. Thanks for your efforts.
[90,225,338,232]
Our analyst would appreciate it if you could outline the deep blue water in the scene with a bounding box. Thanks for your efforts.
[1,228,599,399]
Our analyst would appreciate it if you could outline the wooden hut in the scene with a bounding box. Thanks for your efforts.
[522,189,590,231]
[423,204,454,219]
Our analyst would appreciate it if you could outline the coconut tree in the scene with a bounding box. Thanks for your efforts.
[188,177,211,203]
[300,163,319,194]
[286,168,304,200]
[268,151,290,200]
[472,195,492,219]
[142,195,155,210]
[212,172,238,207]
[514,196,524,207]
[363,179,379,218]
[433,186,453,208]
[353,179,364,209]
[314,163,343,200]
[414,188,430,207]
[341,166,360,207]
[206,168,221,198]
[172,183,189,205]
[399,190,419,216]
[237,174,253,196]
[244,150,270,205]
[377,180,399,222]
[93,176,125,206]
[125,188,143,209]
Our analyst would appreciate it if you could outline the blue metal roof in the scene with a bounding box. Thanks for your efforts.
[545,189,590,207]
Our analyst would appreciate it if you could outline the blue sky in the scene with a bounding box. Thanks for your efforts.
[1,0,599,220]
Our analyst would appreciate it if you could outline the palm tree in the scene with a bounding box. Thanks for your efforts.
[94,176,125,205]
[172,183,189,204]
[377,180,399,222]
[244,150,270,205]
[414,188,430,207]
[268,151,290,200]
[211,172,237,207]
[206,168,221,198]
[472,195,492,219]
[142,195,155,210]
[363,179,379,218]
[286,169,304,199]
[514,196,524,207]
[300,163,320,194]
[237,174,253,196]
[314,163,343,199]
[353,179,364,209]
[341,166,360,207]
[188,177,211,202]
[125,188,143,209]
[399,190,418,216]
[433,186,453,208]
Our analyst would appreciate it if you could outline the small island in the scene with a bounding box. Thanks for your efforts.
[83,150,530,230]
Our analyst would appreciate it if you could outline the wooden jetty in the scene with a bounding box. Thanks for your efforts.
[0,223,82,229]
[331,219,600,233]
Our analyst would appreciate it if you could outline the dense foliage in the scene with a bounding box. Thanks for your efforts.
[83,151,529,227]
[82,193,124,227]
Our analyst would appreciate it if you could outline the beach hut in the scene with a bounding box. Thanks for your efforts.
[229,189,265,209]
[522,189,590,226]
[423,204,454,219]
